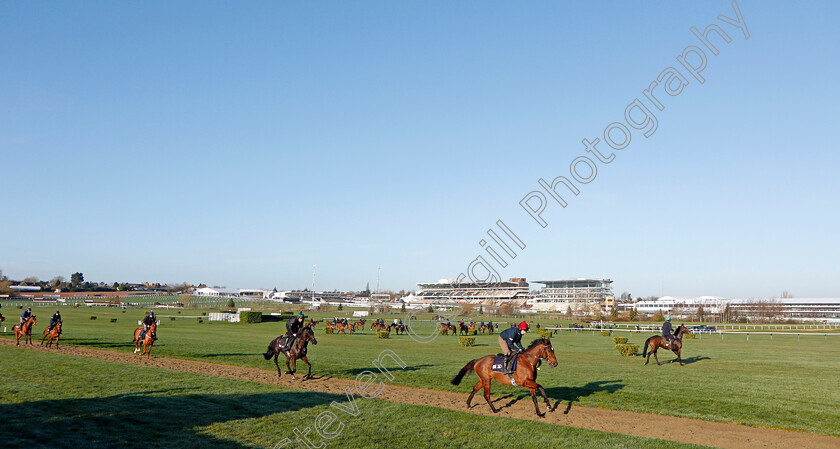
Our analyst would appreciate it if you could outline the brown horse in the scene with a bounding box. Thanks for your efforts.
[642,324,690,366]
[451,338,558,417]
[330,322,352,334]
[306,319,321,327]
[133,321,157,359]
[14,316,36,346]
[439,323,457,335]
[263,325,317,380]
[41,322,62,348]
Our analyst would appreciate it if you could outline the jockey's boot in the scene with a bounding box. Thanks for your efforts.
[503,354,514,374]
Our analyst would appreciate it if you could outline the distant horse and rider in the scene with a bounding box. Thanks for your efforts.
[41,322,62,348]
[133,321,158,359]
[439,323,457,335]
[14,315,36,346]
[264,325,317,379]
[643,318,691,366]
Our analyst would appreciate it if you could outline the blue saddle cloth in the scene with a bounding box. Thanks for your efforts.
[491,354,518,372]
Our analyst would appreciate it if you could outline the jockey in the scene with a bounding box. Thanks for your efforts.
[140,311,156,340]
[662,315,676,347]
[48,310,62,334]
[20,308,32,327]
[283,312,305,348]
[498,321,529,374]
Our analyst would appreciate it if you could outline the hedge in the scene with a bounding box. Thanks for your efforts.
[262,313,293,323]
[377,331,390,339]
[684,333,697,339]
[197,318,204,324]
[459,336,476,347]
[239,311,263,324]
[536,329,553,339]
[170,317,176,321]
[615,344,639,356]
[110,318,118,323]
[89,316,97,320]
[600,330,611,337]
[613,336,628,345]
[468,329,478,336]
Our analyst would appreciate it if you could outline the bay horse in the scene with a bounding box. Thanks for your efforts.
[439,323,457,335]
[14,316,36,346]
[642,324,690,366]
[451,338,558,417]
[391,323,406,335]
[264,325,317,380]
[41,322,62,348]
[133,321,157,359]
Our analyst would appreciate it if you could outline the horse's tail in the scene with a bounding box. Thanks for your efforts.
[451,359,476,386]
[263,340,276,360]
[642,337,652,357]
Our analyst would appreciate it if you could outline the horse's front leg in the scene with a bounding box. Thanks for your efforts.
[301,356,312,380]
[482,380,498,413]
[538,384,553,411]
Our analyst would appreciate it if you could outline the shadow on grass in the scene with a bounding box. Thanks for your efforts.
[0,390,344,448]
[198,352,258,358]
[545,380,624,414]
[336,364,434,376]
[488,380,624,414]
[679,356,711,364]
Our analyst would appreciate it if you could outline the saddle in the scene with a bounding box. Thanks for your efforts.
[279,335,295,351]
[491,354,518,373]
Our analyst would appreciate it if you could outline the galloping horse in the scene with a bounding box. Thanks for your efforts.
[133,321,157,359]
[264,325,317,380]
[306,319,321,327]
[451,338,558,417]
[14,316,36,346]
[41,322,62,348]
[642,324,690,366]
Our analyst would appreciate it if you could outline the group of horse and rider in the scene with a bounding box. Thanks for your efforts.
[12,308,63,347]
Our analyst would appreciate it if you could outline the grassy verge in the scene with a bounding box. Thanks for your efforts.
[0,345,713,449]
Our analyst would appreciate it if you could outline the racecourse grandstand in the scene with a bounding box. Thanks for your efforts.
[526,279,615,312]
[407,278,532,306]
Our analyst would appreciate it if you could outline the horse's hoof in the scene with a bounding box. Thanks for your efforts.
[537,413,545,418]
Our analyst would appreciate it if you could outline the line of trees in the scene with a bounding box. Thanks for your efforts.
[0,270,195,294]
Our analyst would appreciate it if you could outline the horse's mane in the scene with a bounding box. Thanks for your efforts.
[527,338,550,349]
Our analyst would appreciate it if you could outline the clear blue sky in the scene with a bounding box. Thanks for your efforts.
[3,1,839,298]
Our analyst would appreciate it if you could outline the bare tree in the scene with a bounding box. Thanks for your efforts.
[781,291,794,298]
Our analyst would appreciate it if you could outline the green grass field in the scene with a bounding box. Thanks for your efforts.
[0,345,713,449]
[3,306,839,436]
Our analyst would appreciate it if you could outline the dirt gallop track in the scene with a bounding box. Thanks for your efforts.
[3,339,838,449]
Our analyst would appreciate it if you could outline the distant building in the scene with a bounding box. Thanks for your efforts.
[627,296,840,321]
[195,287,240,297]
[10,285,41,292]
[629,296,727,315]
[527,279,614,312]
